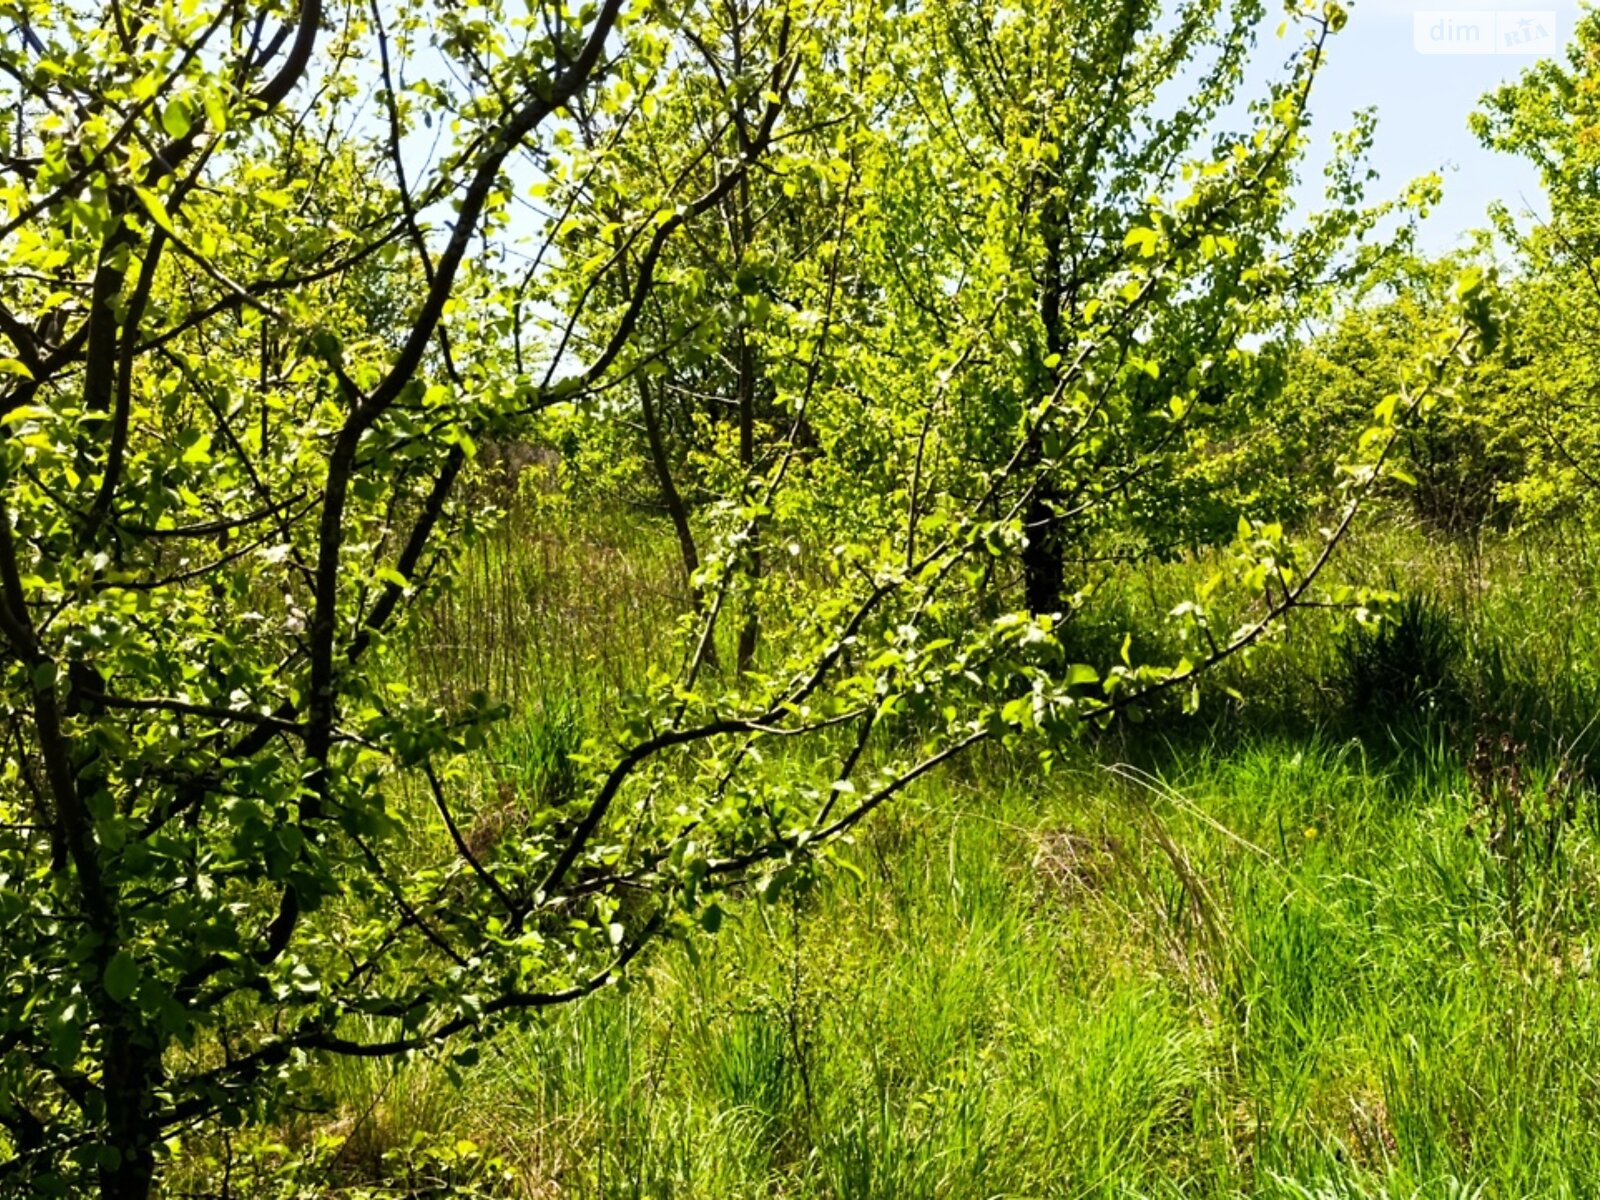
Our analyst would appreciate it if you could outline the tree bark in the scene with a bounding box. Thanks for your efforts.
[638,374,719,667]
[1022,489,1065,616]
[731,7,761,674]
[1024,204,1067,617]
[735,330,760,673]
[99,1034,161,1200]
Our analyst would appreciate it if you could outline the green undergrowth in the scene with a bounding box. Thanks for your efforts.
[183,506,1600,1198]
[196,729,1600,1198]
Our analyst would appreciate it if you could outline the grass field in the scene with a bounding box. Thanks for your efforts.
[190,495,1600,1199]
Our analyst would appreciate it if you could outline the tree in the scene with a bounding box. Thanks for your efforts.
[532,0,852,672]
[1472,14,1600,526]
[805,0,1416,616]
[0,0,1441,1194]
[1257,253,1525,535]
[0,0,746,1189]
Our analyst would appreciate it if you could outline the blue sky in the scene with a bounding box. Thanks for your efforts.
[1301,0,1580,249]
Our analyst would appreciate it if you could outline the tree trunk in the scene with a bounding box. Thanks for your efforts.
[637,375,718,667]
[1025,204,1067,616]
[1022,487,1064,617]
[730,6,761,675]
[99,1033,160,1200]
[735,331,760,673]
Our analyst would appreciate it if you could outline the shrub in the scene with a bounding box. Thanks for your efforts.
[1332,595,1462,720]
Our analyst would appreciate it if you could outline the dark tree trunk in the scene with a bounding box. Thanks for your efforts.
[731,33,761,675]
[1025,204,1067,616]
[99,1034,160,1200]
[637,375,718,667]
[735,331,760,674]
[1022,488,1064,616]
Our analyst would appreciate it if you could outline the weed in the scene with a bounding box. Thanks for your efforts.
[191,510,1600,1199]
[1333,594,1462,722]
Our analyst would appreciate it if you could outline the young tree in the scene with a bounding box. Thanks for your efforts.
[0,0,1441,1194]
[1251,253,1523,535]
[0,0,765,1189]
[856,0,1388,612]
[539,0,884,672]
[1472,14,1600,524]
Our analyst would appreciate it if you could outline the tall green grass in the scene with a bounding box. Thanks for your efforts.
[238,733,1600,1197]
[180,498,1600,1198]
[402,479,687,720]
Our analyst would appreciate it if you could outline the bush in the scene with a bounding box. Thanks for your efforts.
[1332,595,1462,720]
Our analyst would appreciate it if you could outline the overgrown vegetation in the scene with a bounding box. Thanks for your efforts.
[164,508,1600,1199]
[8,0,1600,1196]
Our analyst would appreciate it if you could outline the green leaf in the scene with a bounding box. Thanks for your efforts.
[160,98,192,139]
[203,89,228,134]
[50,1007,82,1066]
[181,433,212,465]
[103,951,140,1003]
[133,187,176,235]
[1123,226,1159,258]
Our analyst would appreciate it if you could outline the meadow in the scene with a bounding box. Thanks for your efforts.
[184,489,1600,1200]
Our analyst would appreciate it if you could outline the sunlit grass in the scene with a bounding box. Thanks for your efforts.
[184,497,1600,1197]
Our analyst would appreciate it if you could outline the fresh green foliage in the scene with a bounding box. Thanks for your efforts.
[1264,256,1523,533]
[0,0,1433,1194]
[1,0,1579,1193]
[131,502,1600,1199]
[1463,11,1600,526]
